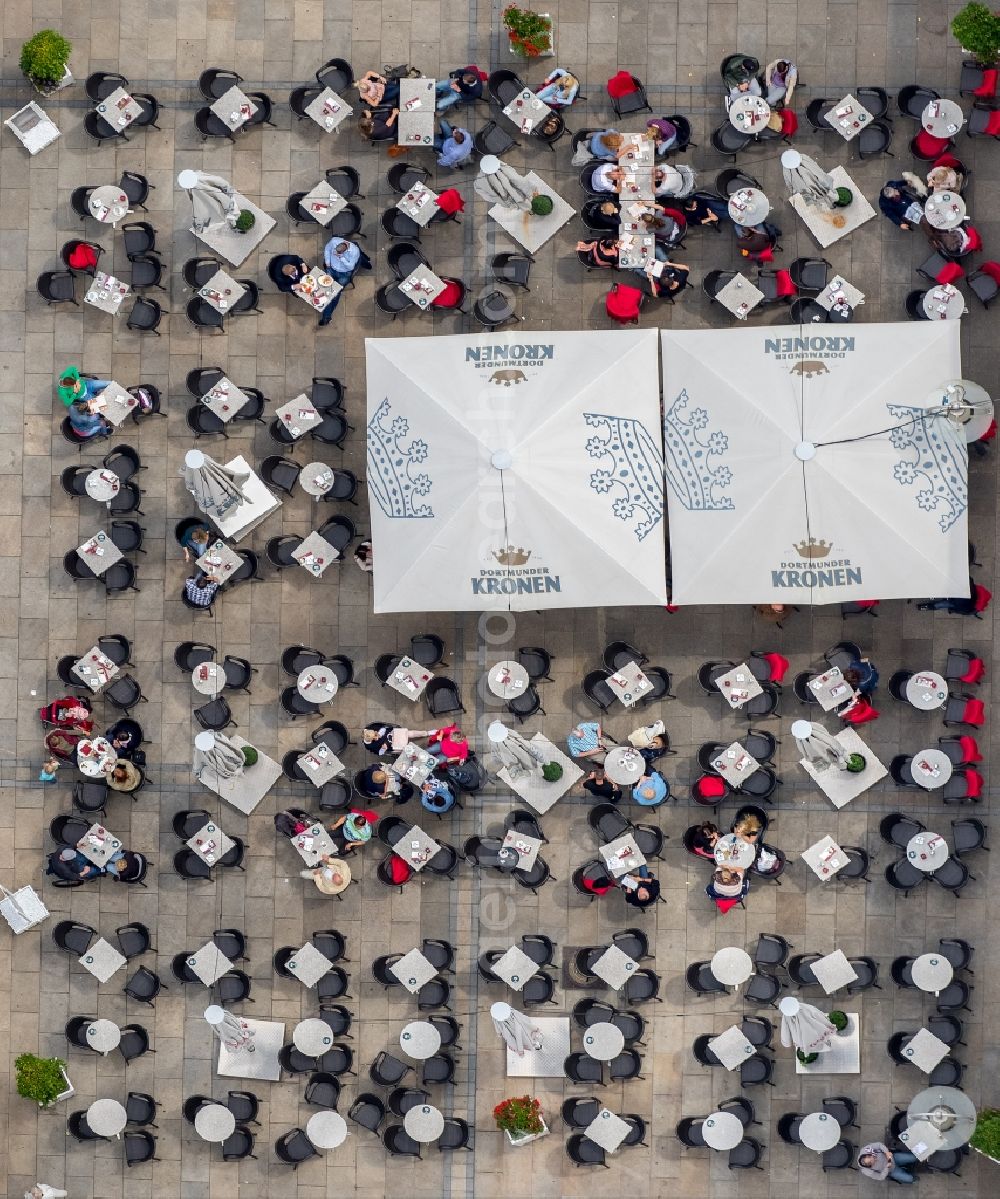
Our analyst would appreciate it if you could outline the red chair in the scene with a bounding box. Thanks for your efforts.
[944,649,985,685]
[841,599,879,617]
[985,110,1000,135]
[962,768,985,799]
[973,68,998,98]
[431,278,466,310]
[931,151,964,171]
[957,735,983,763]
[973,583,992,614]
[384,854,413,886]
[958,698,985,727]
[434,187,464,217]
[692,775,730,806]
[607,70,640,99]
[751,651,790,684]
[963,225,983,252]
[605,283,644,325]
[911,129,951,159]
[936,261,965,285]
[780,108,798,137]
[774,269,797,298]
[841,697,879,725]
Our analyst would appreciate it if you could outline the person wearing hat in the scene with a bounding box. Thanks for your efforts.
[57,366,110,408]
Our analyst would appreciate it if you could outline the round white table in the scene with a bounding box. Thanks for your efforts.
[701,1110,744,1150]
[191,661,225,697]
[195,1103,236,1143]
[486,660,530,700]
[77,737,117,778]
[293,1017,335,1057]
[85,468,120,503]
[604,747,646,785]
[399,1021,441,1060]
[404,1104,445,1143]
[88,185,130,223]
[911,953,954,994]
[907,1086,977,1150]
[798,1111,841,1152]
[296,665,338,703]
[921,98,964,138]
[714,834,755,869]
[905,671,948,710]
[306,1109,348,1149]
[87,1098,127,1137]
[727,186,769,226]
[582,1022,626,1061]
[907,831,950,872]
[909,749,953,790]
[711,946,754,987]
[922,286,965,321]
[86,1019,121,1054]
[300,462,337,498]
[923,190,966,230]
[728,94,770,131]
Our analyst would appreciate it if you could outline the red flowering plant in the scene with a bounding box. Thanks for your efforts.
[493,1094,544,1134]
[502,5,552,57]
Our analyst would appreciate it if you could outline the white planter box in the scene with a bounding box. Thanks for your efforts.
[503,13,555,59]
[505,1119,549,1145]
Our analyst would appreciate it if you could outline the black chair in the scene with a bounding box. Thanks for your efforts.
[274,1127,320,1168]
[423,677,464,716]
[566,1133,609,1167]
[474,118,519,156]
[369,1050,413,1088]
[124,1092,157,1127]
[581,668,615,712]
[675,1117,706,1148]
[805,97,836,131]
[885,857,927,894]
[123,967,162,1006]
[316,57,354,91]
[740,1054,775,1086]
[116,922,153,958]
[930,856,973,896]
[487,68,524,107]
[838,845,871,882]
[243,92,275,128]
[438,1117,472,1152]
[822,1140,857,1171]
[879,812,926,847]
[491,251,534,291]
[348,1093,386,1136]
[124,1130,158,1166]
[52,920,97,956]
[84,111,129,143]
[383,1125,422,1158]
[37,271,77,305]
[126,298,164,335]
[730,1137,765,1169]
[787,954,822,987]
[564,1053,605,1086]
[118,1024,152,1062]
[898,84,940,119]
[122,221,156,258]
[85,71,129,100]
[711,121,753,157]
[857,118,895,158]
[193,696,235,731]
[789,257,832,293]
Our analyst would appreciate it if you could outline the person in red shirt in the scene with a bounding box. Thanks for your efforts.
[426,724,469,764]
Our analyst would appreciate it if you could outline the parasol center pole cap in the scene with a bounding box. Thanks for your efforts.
[781,150,802,169]
[491,450,513,470]
[194,731,216,751]
[185,449,206,469]
[480,154,501,174]
[487,720,509,743]
[491,1001,513,1020]
[204,1004,225,1024]
[779,996,801,1016]
[794,441,817,461]
[791,720,813,739]
[177,169,200,189]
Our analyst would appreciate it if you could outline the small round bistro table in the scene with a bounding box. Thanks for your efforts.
[728,94,770,131]
[403,1104,445,1143]
[924,190,966,231]
[906,832,950,872]
[727,186,769,226]
[306,1109,348,1149]
[296,665,338,703]
[87,1098,127,1137]
[701,1110,744,1150]
[921,287,965,322]
[911,954,954,994]
[798,1111,842,1152]
[86,1019,121,1054]
[604,747,646,785]
[908,749,953,790]
[191,661,225,697]
[582,1022,626,1061]
[293,1017,334,1057]
[399,1021,442,1060]
[711,946,754,987]
[85,469,120,503]
[921,98,964,138]
[76,737,116,778]
[486,660,530,699]
[714,834,755,869]
[194,1103,236,1143]
[904,671,948,710]
[299,462,336,499]
[88,185,130,223]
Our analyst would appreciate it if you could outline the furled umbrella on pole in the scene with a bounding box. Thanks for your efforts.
[474,155,534,210]
[792,719,851,772]
[781,150,835,206]
[486,720,547,778]
[177,169,239,233]
[491,1001,543,1056]
[204,1004,256,1052]
[181,449,250,522]
[779,996,836,1055]
[193,730,246,780]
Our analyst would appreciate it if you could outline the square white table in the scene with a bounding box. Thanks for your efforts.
[299,182,347,226]
[293,531,339,577]
[297,744,345,786]
[505,1015,571,1079]
[84,271,130,315]
[714,663,763,708]
[585,1109,631,1153]
[97,87,143,128]
[187,941,233,985]
[708,1025,756,1070]
[397,77,435,145]
[605,661,653,708]
[399,267,446,309]
[71,646,119,692]
[790,165,876,248]
[292,823,337,867]
[186,821,236,867]
[396,182,439,227]
[217,1016,284,1081]
[816,275,866,312]
[292,269,343,314]
[196,539,243,579]
[201,378,249,422]
[304,88,352,131]
[210,85,258,130]
[501,830,542,870]
[492,945,540,990]
[801,835,849,880]
[716,273,764,319]
[390,948,437,993]
[599,834,646,879]
[899,1120,945,1160]
[76,824,122,866]
[801,728,887,808]
[275,395,322,438]
[795,1013,861,1074]
[391,743,437,785]
[197,733,282,815]
[397,824,441,871]
[79,937,127,982]
[192,193,276,267]
[712,743,760,787]
[199,269,246,314]
[590,945,639,990]
[807,666,855,711]
[823,94,874,141]
[387,656,433,700]
[810,949,858,995]
[92,381,139,426]
[285,942,334,987]
[502,87,552,134]
[903,1028,950,1074]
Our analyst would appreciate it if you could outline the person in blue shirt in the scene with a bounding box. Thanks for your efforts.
[67,400,111,440]
[434,121,473,168]
[420,776,456,814]
[314,238,372,326]
[844,658,879,696]
[632,770,669,807]
[436,70,483,110]
[590,129,622,160]
[536,68,580,108]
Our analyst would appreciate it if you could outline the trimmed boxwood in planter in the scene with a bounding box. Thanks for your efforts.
[15,1053,72,1107]
[845,753,866,773]
[828,1010,849,1033]
[971,1108,1000,1162]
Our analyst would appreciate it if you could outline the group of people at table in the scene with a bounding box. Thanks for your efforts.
[879,157,976,258]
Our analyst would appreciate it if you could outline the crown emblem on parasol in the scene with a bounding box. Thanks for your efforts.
[795,537,833,559]
[493,545,531,566]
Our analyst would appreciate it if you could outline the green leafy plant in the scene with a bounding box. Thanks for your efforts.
[541,761,563,782]
[530,193,554,216]
[845,752,867,773]
[970,1108,1000,1159]
[952,3,1000,63]
[241,746,258,766]
[502,5,552,57]
[15,1053,67,1106]
[493,1095,544,1134]
[234,209,256,233]
[796,1049,819,1065]
[833,186,854,207]
[827,1010,849,1032]
[19,30,72,85]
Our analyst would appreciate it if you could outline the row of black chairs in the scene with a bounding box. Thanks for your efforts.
[68,1113,158,1165]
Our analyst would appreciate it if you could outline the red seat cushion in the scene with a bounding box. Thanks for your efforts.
[932,152,962,170]
[68,244,98,270]
[431,280,464,309]
[696,775,726,799]
[960,657,985,684]
[979,261,1000,284]
[713,896,742,914]
[958,734,983,762]
[435,188,464,215]
[606,283,643,322]
[978,418,997,444]
[780,108,798,136]
[761,652,790,683]
[388,855,412,884]
[774,269,796,298]
[582,877,612,895]
[937,261,965,285]
[607,71,639,98]
[857,600,879,610]
[985,110,1000,135]
[842,699,879,725]
[961,699,985,726]
[973,584,992,612]
[964,768,985,798]
[914,129,950,157]
[965,225,983,251]
[974,68,999,97]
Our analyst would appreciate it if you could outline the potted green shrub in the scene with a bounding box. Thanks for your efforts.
[952,3,1000,63]
[494,1095,548,1145]
[15,1053,72,1107]
[827,1010,849,1034]
[530,193,554,217]
[796,1049,819,1065]
[845,752,866,773]
[241,745,258,767]
[234,210,256,234]
[19,30,73,93]
[970,1108,1000,1163]
[541,761,563,782]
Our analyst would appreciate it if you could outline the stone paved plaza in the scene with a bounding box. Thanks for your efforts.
[1,0,999,1195]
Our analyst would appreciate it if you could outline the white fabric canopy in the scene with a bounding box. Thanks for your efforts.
[661,322,968,604]
[366,330,667,612]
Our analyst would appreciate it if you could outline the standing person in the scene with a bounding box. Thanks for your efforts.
[434,121,473,168]
[26,1185,68,1199]
[857,1142,918,1184]
[39,756,60,785]
[581,767,622,802]
[180,523,211,563]
[322,238,371,288]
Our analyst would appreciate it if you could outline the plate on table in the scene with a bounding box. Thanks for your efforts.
[318,274,334,286]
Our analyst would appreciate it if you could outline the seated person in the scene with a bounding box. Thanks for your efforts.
[421,776,456,814]
[536,67,580,108]
[426,724,469,764]
[710,865,746,897]
[732,813,762,843]
[436,68,483,109]
[105,720,143,758]
[566,721,615,763]
[632,770,669,806]
[763,58,797,106]
[329,810,373,853]
[362,722,399,756]
[358,765,400,798]
[590,129,623,160]
[620,866,660,908]
[917,592,978,615]
[734,222,776,256]
[627,719,669,766]
[722,53,759,91]
[843,657,879,695]
[536,112,563,139]
[183,572,221,609]
[102,847,131,878]
[923,221,972,256]
[582,767,623,802]
[39,695,93,733]
[642,259,690,299]
[435,121,473,168]
[180,522,211,562]
[581,198,621,232]
[107,760,141,793]
[639,207,682,245]
[58,366,109,408]
[729,76,762,101]
[592,163,624,194]
[354,540,373,572]
[879,180,924,229]
[358,105,399,142]
[927,159,965,193]
[67,399,111,440]
[301,856,350,890]
[274,808,313,838]
[46,847,104,882]
[577,237,620,268]
[681,192,730,226]
[688,821,720,859]
[654,164,696,198]
[268,254,309,292]
[857,1143,918,1184]
[356,69,400,107]
[647,116,679,154]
